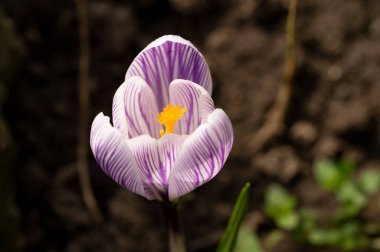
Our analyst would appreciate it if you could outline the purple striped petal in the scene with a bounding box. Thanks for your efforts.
[90,113,149,199]
[126,35,212,109]
[168,109,233,200]
[169,79,214,135]
[112,76,161,139]
[112,81,129,137]
[127,134,188,201]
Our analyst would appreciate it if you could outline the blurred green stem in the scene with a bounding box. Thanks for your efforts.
[75,0,102,222]
[284,0,297,90]
[247,0,298,153]
[163,202,186,252]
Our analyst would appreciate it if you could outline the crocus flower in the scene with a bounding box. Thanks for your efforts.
[90,35,233,201]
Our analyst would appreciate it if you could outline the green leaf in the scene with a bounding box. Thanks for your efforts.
[336,181,367,218]
[264,184,298,230]
[294,209,317,242]
[338,221,369,251]
[233,228,263,252]
[313,159,354,192]
[358,169,380,194]
[217,183,251,252]
[308,222,369,251]
[338,158,355,176]
[308,228,340,245]
[298,209,316,231]
[277,212,298,230]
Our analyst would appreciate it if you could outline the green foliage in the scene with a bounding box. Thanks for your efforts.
[224,159,379,252]
[217,183,251,252]
[263,158,380,251]
[358,169,380,194]
[264,184,298,230]
[314,158,354,192]
[293,209,316,242]
[307,221,370,250]
[336,181,367,219]
[233,228,263,252]
[308,228,340,245]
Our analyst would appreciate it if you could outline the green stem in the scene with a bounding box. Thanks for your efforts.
[75,0,103,222]
[162,202,186,252]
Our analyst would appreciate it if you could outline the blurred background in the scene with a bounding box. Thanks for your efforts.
[1,0,380,251]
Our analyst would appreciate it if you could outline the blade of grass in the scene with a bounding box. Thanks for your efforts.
[217,183,251,252]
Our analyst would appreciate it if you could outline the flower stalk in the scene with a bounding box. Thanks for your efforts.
[163,202,186,252]
[75,0,102,222]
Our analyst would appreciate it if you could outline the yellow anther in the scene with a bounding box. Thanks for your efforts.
[157,104,186,137]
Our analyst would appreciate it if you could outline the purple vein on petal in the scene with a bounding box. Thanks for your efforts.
[126,35,212,109]
[119,76,160,138]
[169,79,214,135]
[168,109,233,200]
[90,113,148,198]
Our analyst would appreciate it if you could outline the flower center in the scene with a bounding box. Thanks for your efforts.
[157,104,186,137]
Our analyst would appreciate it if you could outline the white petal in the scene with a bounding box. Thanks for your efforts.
[168,109,233,200]
[112,82,129,136]
[169,79,214,135]
[127,134,187,201]
[126,35,212,109]
[90,113,150,199]
[112,76,161,138]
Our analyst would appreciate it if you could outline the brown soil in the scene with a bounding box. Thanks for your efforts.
[2,0,380,251]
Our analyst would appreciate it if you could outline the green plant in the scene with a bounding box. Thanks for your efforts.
[263,158,380,251]
[264,184,298,230]
[217,183,251,252]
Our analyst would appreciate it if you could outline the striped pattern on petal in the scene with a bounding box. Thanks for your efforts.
[127,134,187,201]
[169,79,214,135]
[112,81,129,136]
[113,76,161,139]
[90,113,149,199]
[168,109,233,200]
[126,35,212,109]
[158,134,188,183]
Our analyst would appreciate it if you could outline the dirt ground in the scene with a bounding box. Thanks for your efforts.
[2,0,380,251]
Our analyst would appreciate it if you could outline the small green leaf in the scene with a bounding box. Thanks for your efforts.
[298,209,316,231]
[313,159,353,192]
[358,169,380,194]
[217,183,251,252]
[338,158,355,176]
[336,181,367,218]
[277,212,298,230]
[338,221,369,251]
[308,228,340,245]
[233,228,263,252]
[308,222,369,251]
[294,209,317,242]
[264,184,298,230]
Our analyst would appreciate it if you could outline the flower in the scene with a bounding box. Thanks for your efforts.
[90,35,233,201]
